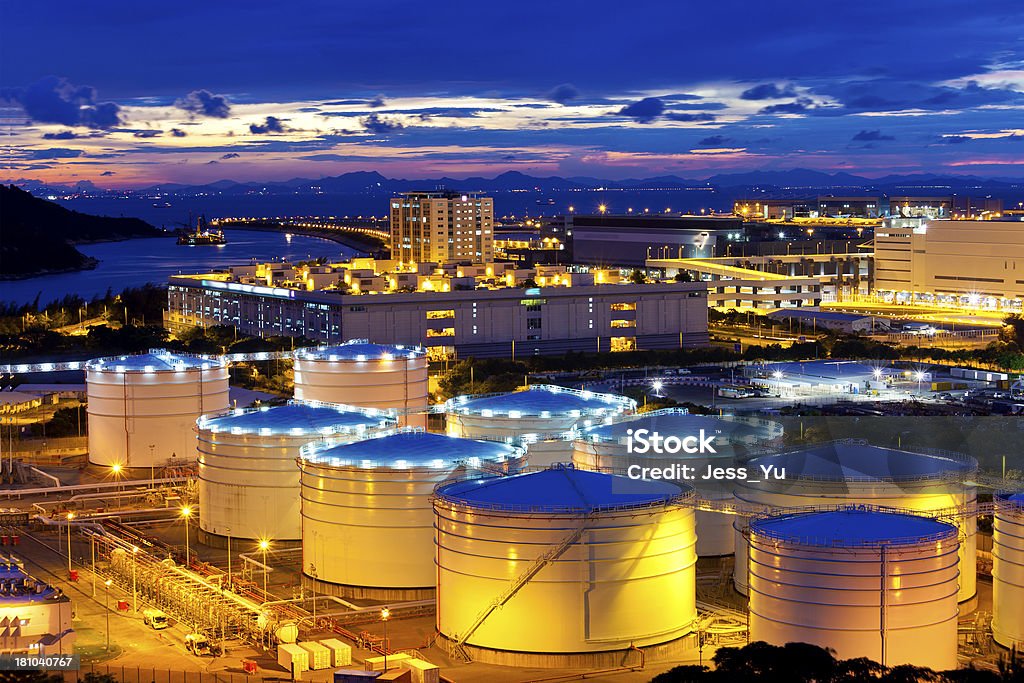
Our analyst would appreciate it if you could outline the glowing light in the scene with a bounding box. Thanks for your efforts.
[180,506,192,518]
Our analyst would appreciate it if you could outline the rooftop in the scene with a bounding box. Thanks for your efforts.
[301,429,522,469]
[86,348,225,373]
[759,360,885,380]
[435,465,692,513]
[198,400,395,436]
[294,340,425,361]
[751,508,958,547]
[746,442,976,481]
[445,385,635,417]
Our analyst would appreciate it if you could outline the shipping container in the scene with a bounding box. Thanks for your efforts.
[277,643,309,673]
[365,653,411,671]
[401,659,440,683]
[299,641,332,670]
[321,638,353,667]
[333,670,380,683]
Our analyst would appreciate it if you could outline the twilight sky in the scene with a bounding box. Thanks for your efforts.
[2,0,1023,187]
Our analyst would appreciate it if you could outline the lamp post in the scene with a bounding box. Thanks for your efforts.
[381,607,391,670]
[131,546,138,613]
[181,506,192,567]
[66,512,75,574]
[226,527,231,592]
[258,539,270,599]
[104,579,112,651]
[148,444,155,483]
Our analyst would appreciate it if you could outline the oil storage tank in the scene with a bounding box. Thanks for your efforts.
[293,340,428,428]
[298,430,524,600]
[573,408,782,556]
[733,441,977,602]
[993,492,1024,649]
[435,466,698,668]
[747,507,960,671]
[196,400,397,545]
[444,385,635,467]
[86,349,229,469]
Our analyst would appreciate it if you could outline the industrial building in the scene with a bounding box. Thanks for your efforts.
[0,557,74,655]
[195,400,397,545]
[165,270,710,358]
[733,441,978,603]
[566,214,741,266]
[298,429,524,600]
[733,196,883,220]
[993,492,1024,649]
[292,341,429,427]
[434,466,698,667]
[443,384,635,466]
[85,349,230,469]
[889,195,1003,219]
[390,191,494,264]
[573,409,783,556]
[874,217,1024,306]
[767,309,890,334]
[743,360,897,396]
[747,508,960,671]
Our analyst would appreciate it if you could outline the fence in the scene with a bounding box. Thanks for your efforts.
[50,663,277,683]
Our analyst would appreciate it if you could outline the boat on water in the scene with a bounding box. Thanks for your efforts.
[176,216,227,246]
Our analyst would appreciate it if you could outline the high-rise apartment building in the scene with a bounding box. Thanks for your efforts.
[390,191,494,264]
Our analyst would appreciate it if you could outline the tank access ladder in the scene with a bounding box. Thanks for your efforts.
[447,516,592,662]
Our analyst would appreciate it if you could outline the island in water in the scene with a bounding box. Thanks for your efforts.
[0,185,163,279]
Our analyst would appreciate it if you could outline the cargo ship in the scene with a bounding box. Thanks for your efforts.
[176,217,227,246]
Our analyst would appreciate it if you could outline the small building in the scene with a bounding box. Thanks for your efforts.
[744,360,897,396]
[0,391,43,414]
[767,309,890,334]
[0,557,75,654]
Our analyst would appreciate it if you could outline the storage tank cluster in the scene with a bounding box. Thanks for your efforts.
[573,408,782,556]
[196,400,397,545]
[747,507,960,671]
[732,441,978,603]
[298,429,525,600]
[444,384,636,466]
[434,466,698,667]
[86,349,229,469]
[993,492,1024,649]
[293,340,428,427]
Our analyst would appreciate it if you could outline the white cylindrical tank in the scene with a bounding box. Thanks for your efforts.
[86,349,229,468]
[293,340,428,428]
[993,492,1024,649]
[298,430,524,600]
[435,466,698,667]
[444,385,635,467]
[196,400,397,543]
[733,441,977,602]
[748,507,960,671]
[573,409,782,556]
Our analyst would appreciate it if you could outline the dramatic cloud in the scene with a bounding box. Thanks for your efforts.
[42,130,83,140]
[759,97,814,114]
[852,130,895,141]
[249,116,286,134]
[3,76,120,128]
[221,152,240,159]
[368,95,387,108]
[100,171,115,176]
[741,83,796,100]
[545,84,579,104]
[617,97,665,123]
[170,128,187,137]
[28,147,85,159]
[361,113,403,135]
[944,135,971,144]
[665,112,716,122]
[133,129,162,138]
[175,89,231,118]
[699,135,733,146]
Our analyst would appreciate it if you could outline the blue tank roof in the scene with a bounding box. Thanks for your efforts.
[435,466,692,513]
[86,349,224,372]
[998,492,1024,508]
[751,508,958,547]
[302,430,521,468]
[296,341,424,361]
[447,385,634,417]
[581,409,766,442]
[747,442,976,481]
[199,401,394,435]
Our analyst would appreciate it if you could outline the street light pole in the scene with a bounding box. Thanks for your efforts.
[181,506,192,567]
[104,579,112,651]
[66,512,75,574]
[226,527,231,592]
[131,546,138,613]
[381,607,390,670]
[258,539,270,598]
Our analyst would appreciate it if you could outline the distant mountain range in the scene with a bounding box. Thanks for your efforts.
[11,168,1024,198]
[0,185,161,279]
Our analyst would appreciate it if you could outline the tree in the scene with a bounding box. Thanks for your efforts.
[674,271,693,283]
[629,269,647,284]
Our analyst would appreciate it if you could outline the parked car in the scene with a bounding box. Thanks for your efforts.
[142,609,169,630]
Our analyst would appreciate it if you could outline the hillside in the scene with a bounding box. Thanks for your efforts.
[0,185,161,278]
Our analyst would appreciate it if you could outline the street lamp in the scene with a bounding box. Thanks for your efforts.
[652,380,664,397]
[258,538,270,598]
[180,506,192,566]
[381,607,391,670]
[131,546,138,613]
[66,512,75,573]
[104,579,112,651]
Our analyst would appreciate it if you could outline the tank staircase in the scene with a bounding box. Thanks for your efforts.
[446,515,593,662]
